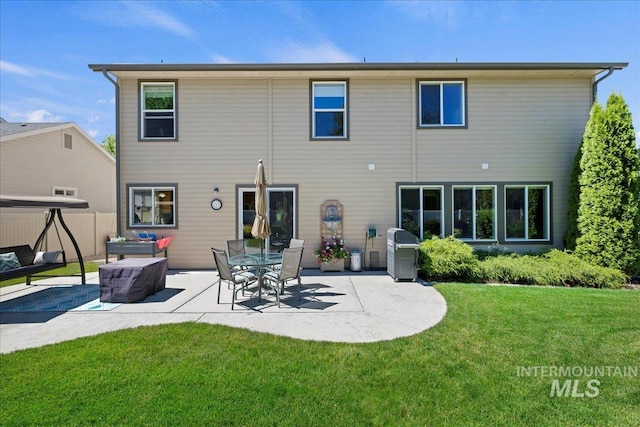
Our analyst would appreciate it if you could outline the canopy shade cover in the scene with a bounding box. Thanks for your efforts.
[251,160,271,242]
[0,195,89,209]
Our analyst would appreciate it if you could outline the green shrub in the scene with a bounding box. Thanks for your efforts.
[419,236,481,282]
[418,236,628,288]
[480,249,627,289]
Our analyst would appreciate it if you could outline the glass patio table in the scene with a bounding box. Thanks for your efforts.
[228,252,283,300]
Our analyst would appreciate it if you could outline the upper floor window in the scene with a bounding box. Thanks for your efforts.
[311,81,348,139]
[419,81,465,127]
[140,82,176,140]
[128,185,177,228]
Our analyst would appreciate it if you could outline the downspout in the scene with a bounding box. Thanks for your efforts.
[100,69,122,237]
[592,66,614,104]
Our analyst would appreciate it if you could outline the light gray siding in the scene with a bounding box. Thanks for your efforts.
[0,126,116,213]
[116,73,592,269]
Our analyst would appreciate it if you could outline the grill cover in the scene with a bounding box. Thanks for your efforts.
[387,228,420,281]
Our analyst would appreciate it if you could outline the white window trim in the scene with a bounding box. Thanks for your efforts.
[452,185,497,241]
[52,186,77,198]
[312,81,348,139]
[140,82,176,140]
[128,185,176,228]
[504,185,550,241]
[398,185,445,239]
[418,80,466,127]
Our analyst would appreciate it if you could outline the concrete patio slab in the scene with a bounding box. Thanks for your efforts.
[0,269,447,353]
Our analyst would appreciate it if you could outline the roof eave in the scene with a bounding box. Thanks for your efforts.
[88,62,628,73]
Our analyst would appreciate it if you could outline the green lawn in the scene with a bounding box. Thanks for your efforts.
[0,262,100,287]
[1,284,638,426]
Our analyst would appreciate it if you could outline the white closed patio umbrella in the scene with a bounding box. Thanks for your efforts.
[251,159,271,254]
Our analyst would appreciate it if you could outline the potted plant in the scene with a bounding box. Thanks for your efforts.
[315,235,350,272]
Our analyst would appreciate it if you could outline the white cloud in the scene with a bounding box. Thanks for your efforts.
[0,60,33,76]
[76,1,195,39]
[87,129,99,138]
[87,114,101,123]
[268,40,358,63]
[127,2,195,39]
[9,109,62,123]
[27,109,59,122]
[211,54,236,64]
[390,0,462,28]
[0,60,68,80]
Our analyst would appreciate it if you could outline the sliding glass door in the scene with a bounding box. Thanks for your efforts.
[238,187,296,253]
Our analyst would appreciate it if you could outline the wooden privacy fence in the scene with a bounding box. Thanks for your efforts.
[0,212,117,262]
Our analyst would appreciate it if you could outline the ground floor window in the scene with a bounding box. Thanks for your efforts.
[397,182,551,243]
[505,185,550,241]
[238,186,296,253]
[128,185,176,228]
[453,186,496,241]
[399,186,444,239]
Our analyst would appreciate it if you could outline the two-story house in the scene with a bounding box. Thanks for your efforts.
[89,62,627,269]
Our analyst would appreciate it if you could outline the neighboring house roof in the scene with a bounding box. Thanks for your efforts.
[0,121,72,138]
[0,120,114,163]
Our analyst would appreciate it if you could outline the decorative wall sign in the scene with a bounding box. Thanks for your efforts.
[320,200,343,237]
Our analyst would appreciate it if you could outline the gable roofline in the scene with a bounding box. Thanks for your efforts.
[0,121,115,163]
[0,121,71,138]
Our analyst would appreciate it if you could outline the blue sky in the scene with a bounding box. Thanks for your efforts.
[1,0,638,144]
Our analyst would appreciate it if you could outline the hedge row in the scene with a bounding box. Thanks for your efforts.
[418,236,628,289]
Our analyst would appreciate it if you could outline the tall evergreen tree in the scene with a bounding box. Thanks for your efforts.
[575,94,640,274]
[563,140,583,250]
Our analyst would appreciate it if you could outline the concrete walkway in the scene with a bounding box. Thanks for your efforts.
[0,270,447,354]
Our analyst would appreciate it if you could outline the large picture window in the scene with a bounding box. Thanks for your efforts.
[419,81,465,127]
[311,81,347,139]
[505,186,550,240]
[128,185,176,227]
[399,183,550,244]
[140,82,176,139]
[453,186,496,240]
[399,186,444,239]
